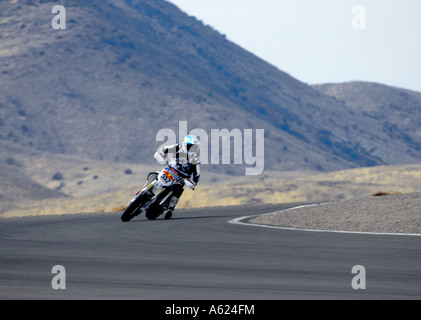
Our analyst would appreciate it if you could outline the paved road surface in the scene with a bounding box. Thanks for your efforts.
[1,204,420,300]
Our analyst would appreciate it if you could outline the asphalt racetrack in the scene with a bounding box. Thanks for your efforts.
[1,204,420,300]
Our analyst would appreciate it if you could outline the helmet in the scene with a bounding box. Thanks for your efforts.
[182,135,200,156]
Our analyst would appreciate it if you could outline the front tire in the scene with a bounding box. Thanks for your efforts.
[121,193,149,222]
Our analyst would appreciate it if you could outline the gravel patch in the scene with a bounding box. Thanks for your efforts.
[249,193,421,234]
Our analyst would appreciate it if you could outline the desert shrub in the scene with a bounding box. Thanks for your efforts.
[372,191,402,197]
[52,172,63,180]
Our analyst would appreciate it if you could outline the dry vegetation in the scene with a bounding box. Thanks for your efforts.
[2,149,421,218]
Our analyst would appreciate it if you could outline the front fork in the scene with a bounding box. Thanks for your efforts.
[131,182,165,214]
[136,169,177,209]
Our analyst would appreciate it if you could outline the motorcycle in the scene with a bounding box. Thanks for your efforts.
[121,164,196,222]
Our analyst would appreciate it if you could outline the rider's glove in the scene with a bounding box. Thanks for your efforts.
[154,151,168,165]
[185,179,197,190]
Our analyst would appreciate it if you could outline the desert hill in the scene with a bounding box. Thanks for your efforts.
[2,0,420,175]
[313,81,421,165]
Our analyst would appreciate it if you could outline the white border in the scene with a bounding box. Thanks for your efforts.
[228,204,421,237]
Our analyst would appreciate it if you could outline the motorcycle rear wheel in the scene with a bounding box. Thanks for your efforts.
[145,191,170,220]
[145,207,162,220]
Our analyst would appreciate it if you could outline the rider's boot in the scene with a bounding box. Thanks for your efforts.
[164,209,173,220]
[164,196,179,219]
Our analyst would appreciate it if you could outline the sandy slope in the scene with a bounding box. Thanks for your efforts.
[250,193,421,235]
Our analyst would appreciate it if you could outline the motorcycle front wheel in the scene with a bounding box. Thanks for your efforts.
[121,192,149,222]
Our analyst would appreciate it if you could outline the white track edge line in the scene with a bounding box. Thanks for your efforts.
[228,204,421,237]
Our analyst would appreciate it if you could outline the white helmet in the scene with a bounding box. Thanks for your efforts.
[182,135,200,156]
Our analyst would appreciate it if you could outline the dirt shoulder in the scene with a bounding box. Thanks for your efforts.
[249,193,421,235]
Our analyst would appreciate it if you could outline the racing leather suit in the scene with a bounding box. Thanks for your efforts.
[155,144,200,211]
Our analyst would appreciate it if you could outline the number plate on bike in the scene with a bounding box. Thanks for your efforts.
[158,167,175,185]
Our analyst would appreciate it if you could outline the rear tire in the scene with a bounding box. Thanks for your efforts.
[145,188,172,220]
[145,208,162,220]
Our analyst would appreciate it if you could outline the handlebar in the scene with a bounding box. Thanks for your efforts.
[167,165,196,190]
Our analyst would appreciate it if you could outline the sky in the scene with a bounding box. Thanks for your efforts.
[167,0,421,93]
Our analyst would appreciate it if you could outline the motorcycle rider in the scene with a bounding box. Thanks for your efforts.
[154,135,201,219]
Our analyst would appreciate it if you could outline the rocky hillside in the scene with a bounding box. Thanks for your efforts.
[1,0,421,177]
[313,81,421,165]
